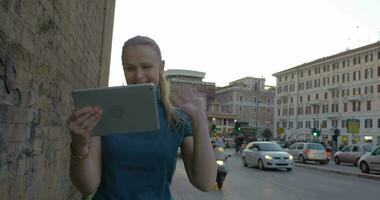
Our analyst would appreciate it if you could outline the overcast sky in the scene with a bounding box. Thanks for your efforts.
[108,0,380,87]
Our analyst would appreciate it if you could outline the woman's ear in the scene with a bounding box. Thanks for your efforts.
[160,60,165,73]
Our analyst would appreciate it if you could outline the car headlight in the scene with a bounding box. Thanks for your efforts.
[264,155,273,160]
[216,160,224,166]
[289,155,294,160]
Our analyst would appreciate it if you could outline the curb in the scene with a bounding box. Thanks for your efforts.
[295,163,380,181]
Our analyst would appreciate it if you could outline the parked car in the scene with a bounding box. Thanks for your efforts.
[242,142,294,171]
[285,142,328,164]
[358,146,380,173]
[333,144,373,166]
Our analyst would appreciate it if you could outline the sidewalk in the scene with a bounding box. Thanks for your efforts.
[294,162,380,181]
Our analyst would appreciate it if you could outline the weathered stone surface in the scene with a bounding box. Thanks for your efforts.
[0,0,115,199]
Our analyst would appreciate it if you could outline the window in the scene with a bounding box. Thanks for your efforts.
[353,101,361,112]
[378,119,380,128]
[365,68,373,79]
[297,121,303,128]
[322,105,328,113]
[367,101,371,111]
[324,92,328,99]
[365,119,373,128]
[300,71,303,78]
[306,121,311,128]
[300,96,303,102]
[353,71,361,81]
[342,120,347,128]
[344,103,347,112]
[291,74,294,79]
[308,70,311,76]
[342,73,349,83]
[321,120,327,128]
[315,93,319,99]
[307,95,310,101]
[331,120,338,128]
[365,55,368,62]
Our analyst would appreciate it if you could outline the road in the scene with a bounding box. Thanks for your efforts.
[171,152,379,200]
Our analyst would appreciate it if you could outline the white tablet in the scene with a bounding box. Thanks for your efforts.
[71,83,160,136]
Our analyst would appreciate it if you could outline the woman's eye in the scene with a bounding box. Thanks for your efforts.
[124,66,136,71]
[142,65,152,69]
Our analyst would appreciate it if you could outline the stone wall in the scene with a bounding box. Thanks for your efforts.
[0,0,115,199]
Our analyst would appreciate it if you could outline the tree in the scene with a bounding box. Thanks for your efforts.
[261,128,273,140]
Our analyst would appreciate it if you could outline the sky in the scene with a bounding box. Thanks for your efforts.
[108,0,380,87]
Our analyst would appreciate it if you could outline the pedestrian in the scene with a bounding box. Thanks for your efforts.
[214,134,225,148]
[67,35,217,199]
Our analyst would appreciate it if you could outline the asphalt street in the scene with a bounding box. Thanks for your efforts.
[171,151,379,200]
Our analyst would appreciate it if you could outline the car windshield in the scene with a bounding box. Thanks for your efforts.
[307,143,325,150]
[258,143,283,151]
[362,145,373,152]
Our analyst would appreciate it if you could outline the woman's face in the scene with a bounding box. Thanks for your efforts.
[122,45,164,85]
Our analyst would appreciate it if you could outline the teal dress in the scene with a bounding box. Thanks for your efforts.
[92,94,192,200]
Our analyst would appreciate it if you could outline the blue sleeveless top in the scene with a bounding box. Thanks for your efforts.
[92,92,192,200]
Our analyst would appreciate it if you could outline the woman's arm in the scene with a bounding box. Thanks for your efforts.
[70,137,102,195]
[181,113,217,192]
[176,89,216,192]
[68,106,103,195]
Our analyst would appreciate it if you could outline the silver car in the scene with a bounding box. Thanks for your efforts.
[333,144,373,166]
[358,146,380,173]
[286,142,328,164]
[242,142,294,171]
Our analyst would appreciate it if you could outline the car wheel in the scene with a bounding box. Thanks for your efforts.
[354,158,359,167]
[334,156,341,165]
[258,159,265,170]
[360,161,370,173]
[242,157,248,167]
[298,155,305,164]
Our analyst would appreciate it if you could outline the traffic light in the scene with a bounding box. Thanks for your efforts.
[311,128,318,136]
[235,121,241,133]
[334,129,340,136]
[211,124,217,132]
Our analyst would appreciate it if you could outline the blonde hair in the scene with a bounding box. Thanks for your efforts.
[122,36,184,130]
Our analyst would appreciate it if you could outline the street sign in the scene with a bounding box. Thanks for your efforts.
[347,119,359,134]
[276,128,285,134]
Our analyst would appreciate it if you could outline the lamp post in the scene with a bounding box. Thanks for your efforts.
[256,79,260,132]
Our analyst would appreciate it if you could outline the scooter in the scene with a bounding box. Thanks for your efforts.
[214,147,231,189]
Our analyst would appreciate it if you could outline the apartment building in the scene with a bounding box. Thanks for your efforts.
[273,41,380,146]
[216,77,275,136]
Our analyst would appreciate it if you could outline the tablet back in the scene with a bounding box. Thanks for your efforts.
[72,83,160,136]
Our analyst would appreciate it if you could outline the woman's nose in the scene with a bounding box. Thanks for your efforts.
[136,68,145,79]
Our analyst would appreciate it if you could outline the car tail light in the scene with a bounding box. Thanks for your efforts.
[304,150,311,155]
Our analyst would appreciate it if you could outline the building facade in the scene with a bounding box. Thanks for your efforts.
[215,77,275,137]
[273,41,380,146]
[0,1,115,199]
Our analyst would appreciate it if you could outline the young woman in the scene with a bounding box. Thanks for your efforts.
[67,36,216,199]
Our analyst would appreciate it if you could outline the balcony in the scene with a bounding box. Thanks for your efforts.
[327,113,342,119]
[310,99,322,106]
[327,83,342,91]
[345,95,362,102]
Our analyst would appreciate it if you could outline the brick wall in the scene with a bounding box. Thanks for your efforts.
[0,0,115,199]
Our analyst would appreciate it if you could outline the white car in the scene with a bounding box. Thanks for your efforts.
[358,146,380,173]
[242,142,294,171]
